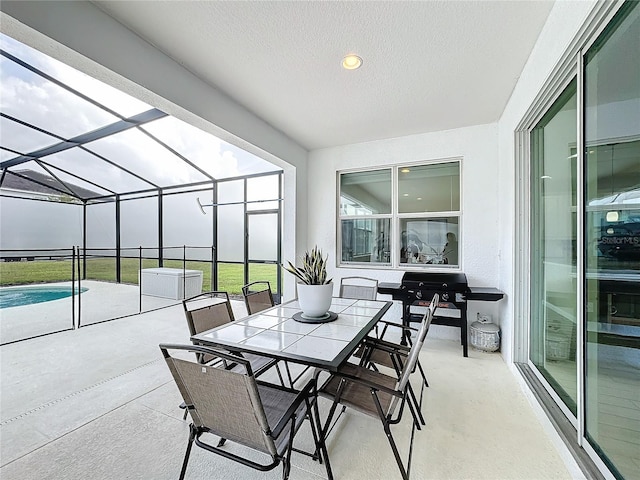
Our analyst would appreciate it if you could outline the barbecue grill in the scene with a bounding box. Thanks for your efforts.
[379,272,471,356]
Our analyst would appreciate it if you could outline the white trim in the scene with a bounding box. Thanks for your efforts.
[528,359,578,428]
[575,49,586,448]
[336,158,462,269]
[515,0,622,132]
[582,440,619,480]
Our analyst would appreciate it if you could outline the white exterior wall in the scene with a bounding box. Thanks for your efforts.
[308,0,602,359]
[1,0,606,357]
[497,0,599,363]
[308,124,502,340]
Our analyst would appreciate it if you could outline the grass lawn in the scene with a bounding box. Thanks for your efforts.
[0,258,279,296]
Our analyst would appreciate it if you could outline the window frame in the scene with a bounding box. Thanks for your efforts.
[337,157,462,269]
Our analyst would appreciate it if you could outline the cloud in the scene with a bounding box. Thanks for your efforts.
[1,33,280,194]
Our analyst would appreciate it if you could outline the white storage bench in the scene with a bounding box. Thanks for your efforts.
[139,267,203,300]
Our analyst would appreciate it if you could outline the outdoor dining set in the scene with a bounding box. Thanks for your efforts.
[160,277,440,480]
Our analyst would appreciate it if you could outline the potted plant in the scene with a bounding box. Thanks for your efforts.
[283,245,333,318]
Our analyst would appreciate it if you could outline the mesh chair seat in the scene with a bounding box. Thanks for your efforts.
[244,353,282,376]
[363,341,409,372]
[256,383,310,456]
[358,295,439,392]
[319,362,397,417]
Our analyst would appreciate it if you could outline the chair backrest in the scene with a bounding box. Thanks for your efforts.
[242,281,275,315]
[183,291,235,336]
[160,344,278,457]
[388,293,439,416]
[339,276,378,300]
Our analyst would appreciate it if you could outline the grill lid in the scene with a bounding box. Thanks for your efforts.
[401,272,468,292]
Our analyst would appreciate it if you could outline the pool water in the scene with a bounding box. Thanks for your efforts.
[0,286,88,308]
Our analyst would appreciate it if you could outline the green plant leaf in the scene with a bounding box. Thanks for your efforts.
[281,245,331,285]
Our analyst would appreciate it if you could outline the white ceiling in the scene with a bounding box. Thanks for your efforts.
[94,1,555,151]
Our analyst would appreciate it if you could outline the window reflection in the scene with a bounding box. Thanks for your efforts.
[398,162,460,213]
[341,218,391,264]
[587,142,640,268]
[340,169,391,215]
[399,218,459,266]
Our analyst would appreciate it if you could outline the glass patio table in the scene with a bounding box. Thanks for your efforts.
[191,297,392,372]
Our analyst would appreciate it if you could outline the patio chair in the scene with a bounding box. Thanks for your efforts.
[160,344,334,480]
[242,281,275,315]
[317,296,435,480]
[242,281,294,386]
[339,276,381,339]
[179,291,285,418]
[363,293,439,387]
[339,276,378,301]
[358,293,438,427]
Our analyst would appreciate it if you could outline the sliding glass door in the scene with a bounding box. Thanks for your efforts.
[530,81,578,415]
[584,3,640,477]
[529,2,639,478]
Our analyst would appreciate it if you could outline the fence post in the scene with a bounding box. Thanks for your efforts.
[139,246,143,313]
[77,246,82,327]
[214,245,218,290]
[183,245,187,300]
[71,246,76,330]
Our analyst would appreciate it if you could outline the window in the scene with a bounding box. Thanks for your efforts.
[530,80,578,415]
[338,160,461,268]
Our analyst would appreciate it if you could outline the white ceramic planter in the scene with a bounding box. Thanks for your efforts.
[297,282,333,318]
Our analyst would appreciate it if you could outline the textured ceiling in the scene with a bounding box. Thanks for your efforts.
[94,1,555,150]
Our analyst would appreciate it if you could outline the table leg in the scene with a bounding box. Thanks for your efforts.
[401,303,410,345]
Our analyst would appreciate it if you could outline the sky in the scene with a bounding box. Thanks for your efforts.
[0,33,281,197]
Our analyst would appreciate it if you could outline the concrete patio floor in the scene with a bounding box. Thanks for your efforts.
[0,292,585,480]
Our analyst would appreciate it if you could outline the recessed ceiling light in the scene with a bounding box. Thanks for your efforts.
[403,193,409,197]
[342,54,363,70]
[400,168,411,173]
[417,197,422,200]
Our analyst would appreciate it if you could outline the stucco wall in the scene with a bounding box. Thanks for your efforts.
[308,123,502,341]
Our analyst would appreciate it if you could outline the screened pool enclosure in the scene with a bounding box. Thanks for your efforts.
[0,33,283,343]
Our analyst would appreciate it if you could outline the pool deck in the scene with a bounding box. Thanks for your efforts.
[1,280,178,344]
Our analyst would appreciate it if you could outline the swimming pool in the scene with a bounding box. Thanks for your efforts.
[0,286,88,309]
